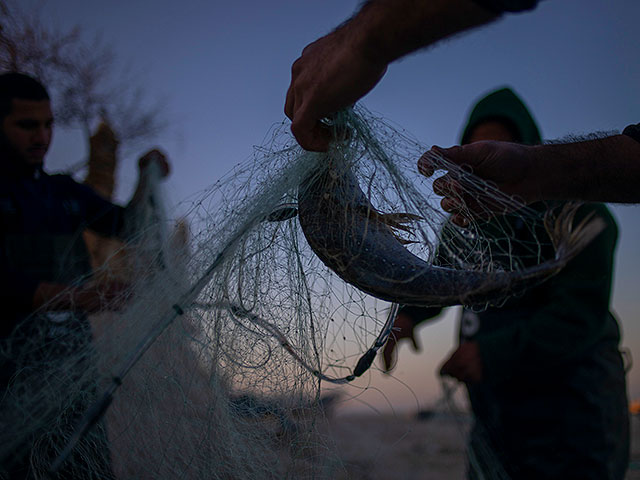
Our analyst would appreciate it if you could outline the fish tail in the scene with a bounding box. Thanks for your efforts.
[544,202,606,262]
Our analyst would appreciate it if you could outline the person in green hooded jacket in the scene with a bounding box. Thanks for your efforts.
[382,87,629,479]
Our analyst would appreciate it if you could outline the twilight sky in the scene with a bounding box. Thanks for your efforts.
[26,0,640,412]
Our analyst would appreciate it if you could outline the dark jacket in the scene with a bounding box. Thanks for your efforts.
[0,162,120,478]
[0,164,125,337]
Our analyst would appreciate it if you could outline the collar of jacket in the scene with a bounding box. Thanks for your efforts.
[0,155,45,180]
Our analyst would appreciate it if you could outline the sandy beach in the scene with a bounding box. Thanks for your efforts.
[326,412,640,479]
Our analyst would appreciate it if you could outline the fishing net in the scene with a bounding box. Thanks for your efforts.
[0,107,602,479]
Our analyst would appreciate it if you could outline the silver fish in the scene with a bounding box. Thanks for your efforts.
[297,156,604,307]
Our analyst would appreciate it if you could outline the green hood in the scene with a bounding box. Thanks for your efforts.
[460,87,542,145]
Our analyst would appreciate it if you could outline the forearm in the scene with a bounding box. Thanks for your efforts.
[352,0,498,65]
[32,282,74,311]
[532,134,640,203]
[32,280,128,313]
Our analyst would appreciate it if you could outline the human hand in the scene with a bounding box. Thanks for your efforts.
[418,142,540,226]
[439,341,483,384]
[138,148,170,178]
[381,311,420,372]
[90,122,119,155]
[70,281,133,313]
[285,23,387,151]
[33,281,132,313]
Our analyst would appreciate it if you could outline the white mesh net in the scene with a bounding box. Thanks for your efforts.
[0,107,602,479]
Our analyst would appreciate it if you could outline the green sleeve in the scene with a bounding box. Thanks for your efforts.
[476,204,618,384]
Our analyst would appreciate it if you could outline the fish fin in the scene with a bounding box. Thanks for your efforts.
[396,238,419,246]
[379,212,423,233]
[544,202,606,262]
[358,206,422,231]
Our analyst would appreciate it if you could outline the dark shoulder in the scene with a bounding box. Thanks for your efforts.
[48,173,103,199]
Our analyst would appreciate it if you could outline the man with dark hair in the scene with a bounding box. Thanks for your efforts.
[0,72,50,116]
[284,0,640,211]
[382,87,629,479]
[0,72,169,479]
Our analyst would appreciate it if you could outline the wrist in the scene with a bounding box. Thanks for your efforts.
[530,135,640,203]
[335,2,391,69]
[526,144,557,203]
[527,142,593,203]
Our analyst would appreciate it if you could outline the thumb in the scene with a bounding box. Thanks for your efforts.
[420,145,465,176]
[382,340,397,372]
[290,115,331,152]
[431,145,469,167]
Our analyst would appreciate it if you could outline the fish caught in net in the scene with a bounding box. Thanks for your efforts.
[0,106,602,479]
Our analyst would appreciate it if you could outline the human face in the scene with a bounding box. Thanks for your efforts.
[1,99,54,166]
[467,120,517,144]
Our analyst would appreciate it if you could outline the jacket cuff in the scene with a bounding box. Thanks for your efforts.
[622,123,640,143]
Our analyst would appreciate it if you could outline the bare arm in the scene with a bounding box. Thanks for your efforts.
[420,134,640,225]
[285,0,498,151]
[531,134,640,204]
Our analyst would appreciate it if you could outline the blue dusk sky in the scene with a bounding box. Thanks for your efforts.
[24,0,640,412]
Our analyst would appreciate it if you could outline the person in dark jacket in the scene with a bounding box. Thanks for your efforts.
[0,72,169,479]
[382,87,629,479]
